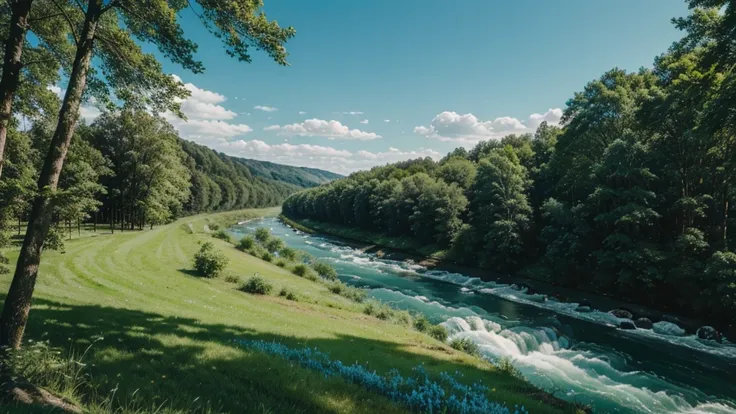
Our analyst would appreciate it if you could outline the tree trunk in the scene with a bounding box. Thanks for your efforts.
[93,210,97,233]
[110,206,114,234]
[725,199,729,252]
[0,0,102,349]
[0,0,33,180]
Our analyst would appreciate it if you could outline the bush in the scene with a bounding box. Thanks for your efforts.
[413,314,430,332]
[496,357,524,380]
[312,261,338,280]
[223,273,241,284]
[450,337,480,356]
[254,227,271,244]
[265,238,285,253]
[193,242,229,278]
[261,251,273,262]
[276,260,287,268]
[237,236,255,251]
[208,222,220,231]
[292,264,309,277]
[212,229,231,242]
[363,301,410,325]
[279,247,297,261]
[278,287,299,301]
[240,276,273,295]
[428,325,448,342]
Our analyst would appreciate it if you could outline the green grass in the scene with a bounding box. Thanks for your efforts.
[0,208,574,413]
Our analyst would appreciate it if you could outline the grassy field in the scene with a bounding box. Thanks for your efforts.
[0,209,575,413]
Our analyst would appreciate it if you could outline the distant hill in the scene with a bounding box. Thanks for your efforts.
[233,158,343,188]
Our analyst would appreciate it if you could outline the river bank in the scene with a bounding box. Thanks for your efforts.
[279,214,732,339]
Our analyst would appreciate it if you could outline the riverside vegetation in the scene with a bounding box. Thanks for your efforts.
[283,0,736,330]
[0,209,578,413]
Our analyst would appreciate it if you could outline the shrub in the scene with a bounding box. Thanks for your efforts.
[208,222,220,231]
[278,287,299,301]
[261,251,273,262]
[279,247,297,261]
[237,236,255,251]
[326,282,366,302]
[363,301,410,325]
[450,337,480,356]
[413,314,430,332]
[292,264,309,277]
[223,273,241,284]
[193,242,229,278]
[240,276,273,295]
[254,227,271,244]
[304,271,319,281]
[428,325,448,342]
[212,229,231,242]
[265,238,285,253]
[276,260,287,268]
[312,261,338,280]
[496,357,524,380]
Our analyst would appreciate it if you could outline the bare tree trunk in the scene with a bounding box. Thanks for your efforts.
[0,0,102,349]
[110,206,114,234]
[0,0,33,180]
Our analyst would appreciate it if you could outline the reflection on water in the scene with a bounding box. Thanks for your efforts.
[231,218,736,414]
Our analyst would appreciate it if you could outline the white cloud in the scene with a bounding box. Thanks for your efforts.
[265,118,381,140]
[195,137,440,174]
[47,85,63,97]
[384,119,391,123]
[254,105,279,112]
[360,119,369,124]
[337,111,363,115]
[80,106,102,123]
[166,116,252,138]
[168,74,237,120]
[414,108,562,144]
[298,111,307,115]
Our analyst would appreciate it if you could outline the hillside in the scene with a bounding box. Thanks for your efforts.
[0,209,571,413]
[235,157,343,188]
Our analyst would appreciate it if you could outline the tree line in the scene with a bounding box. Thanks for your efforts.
[284,0,736,327]
[0,0,294,350]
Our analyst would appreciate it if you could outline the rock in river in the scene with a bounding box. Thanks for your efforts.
[697,326,723,343]
[634,318,653,329]
[576,305,592,313]
[608,309,634,320]
[620,320,637,330]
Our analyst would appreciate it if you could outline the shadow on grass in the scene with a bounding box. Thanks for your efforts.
[8,298,571,414]
[177,268,201,278]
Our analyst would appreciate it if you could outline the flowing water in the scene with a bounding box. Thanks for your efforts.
[231,218,736,414]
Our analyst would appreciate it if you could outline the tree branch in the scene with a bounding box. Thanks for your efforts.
[49,0,79,46]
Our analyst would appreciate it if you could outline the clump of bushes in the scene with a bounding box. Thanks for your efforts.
[212,229,231,242]
[193,241,229,278]
[261,251,273,262]
[413,314,430,332]
[363,301,411,326]
[428,325,448,342]
[279,247,297,261]
[208,222,220,231]
[276,260,287,268]
[312,261,338,280]
[278,287,299,301]
[450,337,480,356]
[496,357,524,380]
[240,276,273,295]
[265,238,285,253]
[254,227,271,243]
[327,282,367,302]
[292,264,309,277]
[237,236,255,251]
[223,273,241,284]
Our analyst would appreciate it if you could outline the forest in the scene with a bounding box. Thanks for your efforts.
[283,0,736,327]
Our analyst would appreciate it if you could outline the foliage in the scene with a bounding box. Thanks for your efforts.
[265,237,285,253]
[312,261,338,280]
[292,264,309,277]
[276,260,287,268]
[237,236,256,251]
[413,314,430,332]
[254,227,271,244]
[496,357,524,381]
[363,301,412,326]
[261,252,273,262]
[223,274,241,284]
[240,276,274,295]
[450,338,480,357]
[279,247,298,261]
[428,325,449,342]
[278,286,299,301]
[238,340,528,414]
[327,282,367,302]
[193,241,229,278]
[212,230,231,242]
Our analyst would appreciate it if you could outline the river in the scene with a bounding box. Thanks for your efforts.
[230,217,736,414]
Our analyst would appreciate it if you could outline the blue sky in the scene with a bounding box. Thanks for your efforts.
[136,0,688,174]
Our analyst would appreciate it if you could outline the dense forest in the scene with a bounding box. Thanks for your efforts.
[284,1,736,326]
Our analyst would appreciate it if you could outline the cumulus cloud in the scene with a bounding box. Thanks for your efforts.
[414,108,562,144]
[360,119,369,124]
[298,111,307,115]
[264,118,381,140]
[384,119,391,123]
[195,137,440,174]
[254,105,278,112]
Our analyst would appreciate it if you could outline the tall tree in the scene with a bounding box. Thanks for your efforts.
[0,0,295,349]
